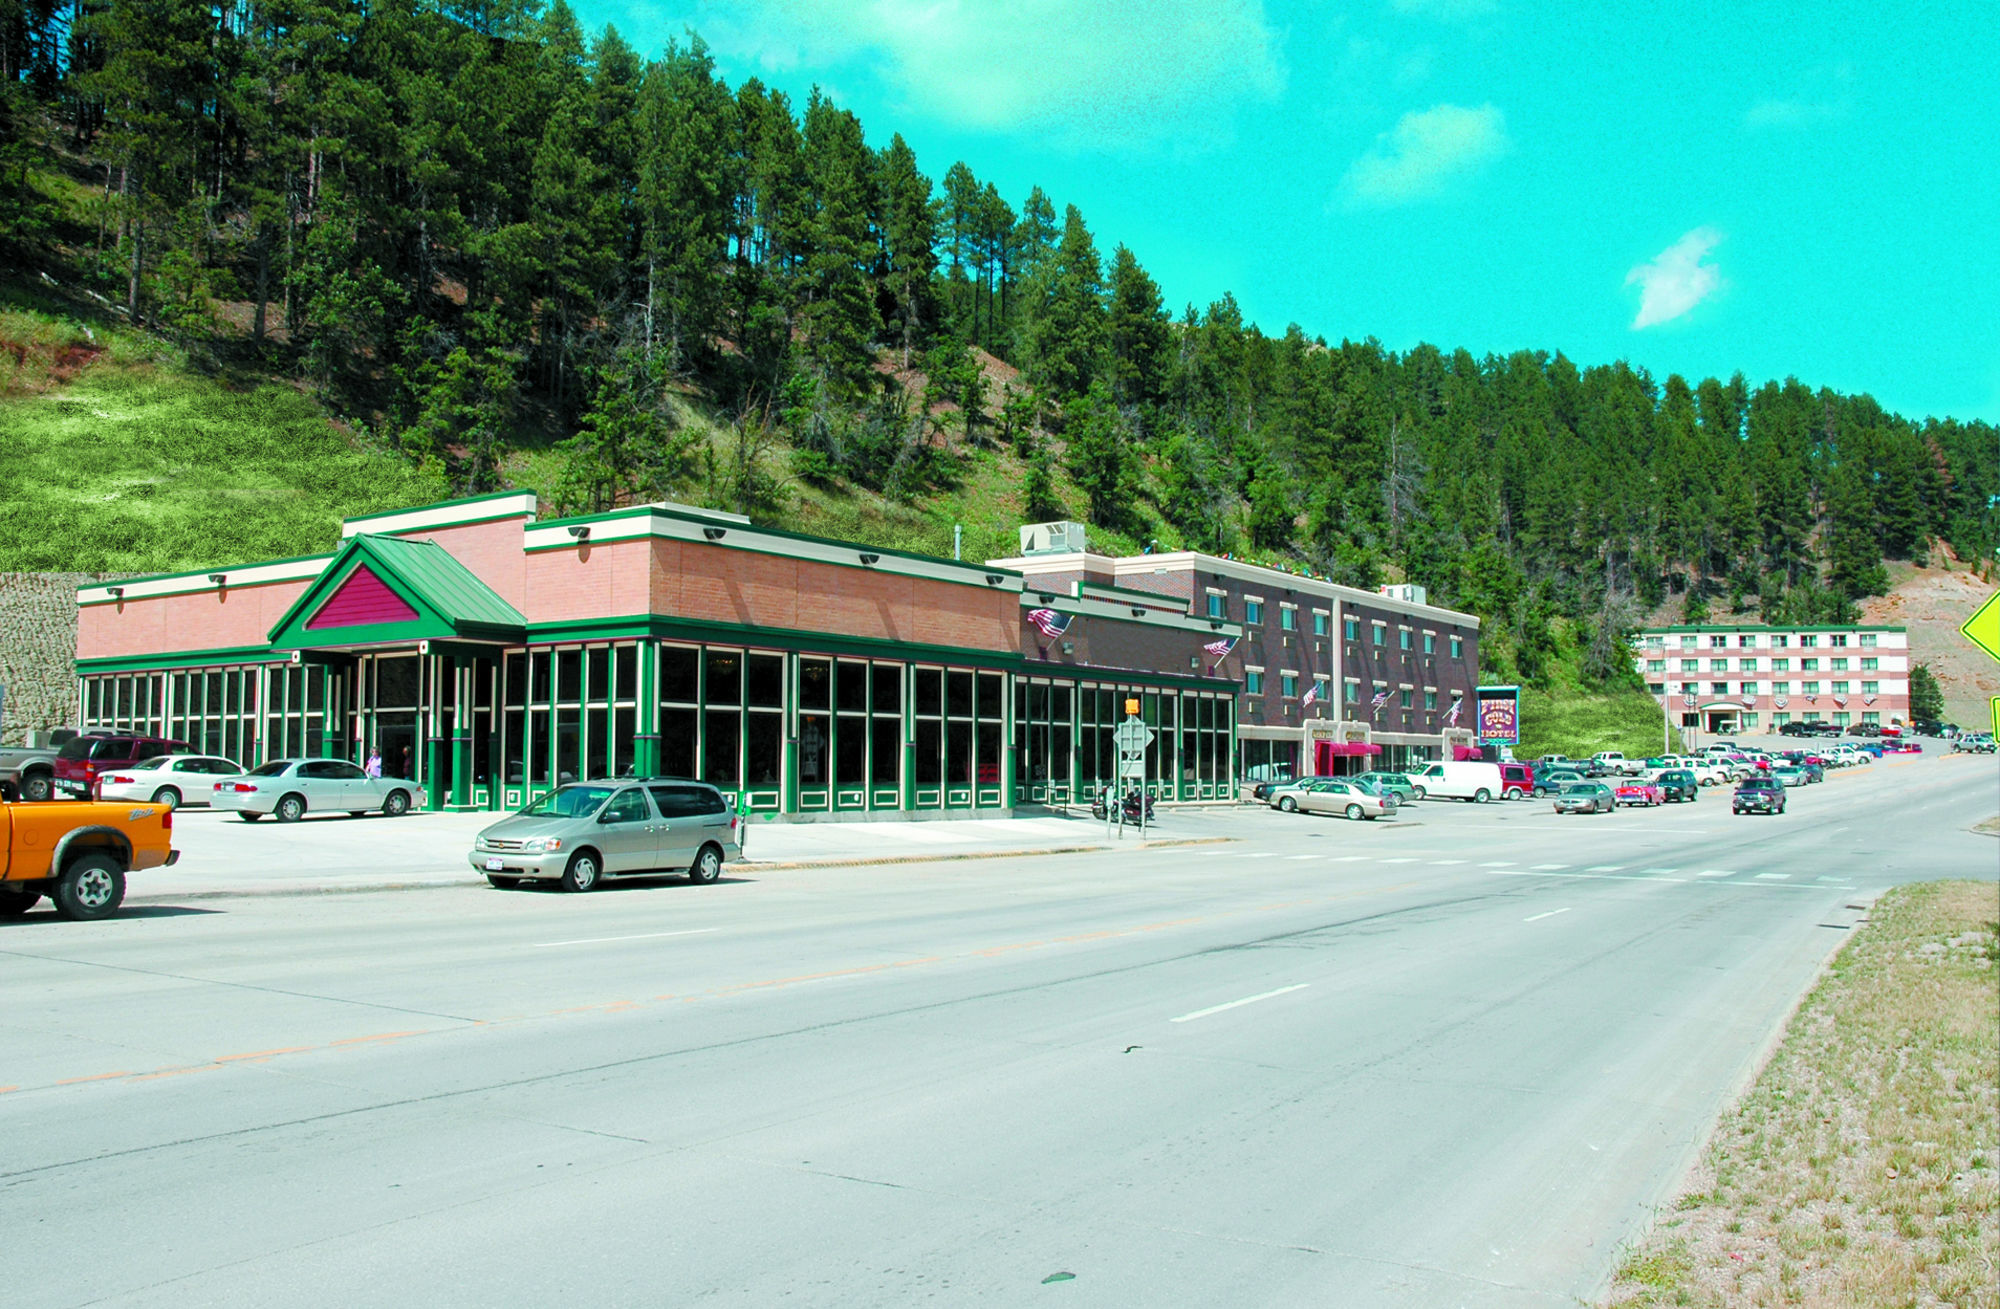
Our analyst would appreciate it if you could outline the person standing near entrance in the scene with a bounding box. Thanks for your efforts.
[365,748,383,778]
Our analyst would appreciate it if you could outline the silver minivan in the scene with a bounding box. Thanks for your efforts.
[469,778,744,892]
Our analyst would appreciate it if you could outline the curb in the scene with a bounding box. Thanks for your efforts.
[125,837,1243,903]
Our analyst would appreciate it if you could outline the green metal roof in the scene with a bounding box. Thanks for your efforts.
[361,534,526,629]
[266,533,525,650]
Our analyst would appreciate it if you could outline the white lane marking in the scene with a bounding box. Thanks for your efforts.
[1247,852,1280,859]
[1482,867,1689,884]
[1480,861,1517,867]
[1585,865,1624,872]
[1524,907,1572,922]
[1755,873,1791,880]
[1171,984,1310,1024]
[1286,854,1317,860]
[1431,859,1467,865]
[1645,868,1680,875]
[1531,864,1568,870]
[1381,857,1418,864]
[1331,856,1370,862]
[533,928,718,949]
[1696,869,1736,878]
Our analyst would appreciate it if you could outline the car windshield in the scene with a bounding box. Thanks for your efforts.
[247,761,295,777]
[520,785,615,818]
[1560,784,1597,795]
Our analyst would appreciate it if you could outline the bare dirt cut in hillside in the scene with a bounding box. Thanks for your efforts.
[1861,554,1999,730]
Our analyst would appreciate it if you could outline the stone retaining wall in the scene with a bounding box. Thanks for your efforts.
[0,573,118,744]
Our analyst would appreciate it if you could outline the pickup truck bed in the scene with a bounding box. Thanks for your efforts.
[0,799,179,919]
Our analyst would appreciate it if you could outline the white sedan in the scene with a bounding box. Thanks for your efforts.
[210,758,425,823]
[94,753,246,808]
[1279,778,1396,821]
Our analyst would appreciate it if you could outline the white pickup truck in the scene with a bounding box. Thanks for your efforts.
[1592,751,1646,776]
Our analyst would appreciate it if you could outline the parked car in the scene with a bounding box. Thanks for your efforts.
[472,778,745,891]
[210,758,422,822]
[0,727,89,801]
[1847,722,1883,737]
[1591,751,1645,776]
[1552,782,1616,814]
[1272,778,1395,814]
[1954,733,1996,754]
[1497,761,1536,799]
[1532,768,1586,797]
[1653,769,1699,802]
[1777,721,1816,738]
[1732,778,1787,815]
[1406,760,1505,803]
[94,754,246,808]
[1280,777,1394,821]
[1883,740,1923,755]
[1768,764,1808,788]
[1910,720,1955,738]
[1351,771,1417,802]
[1613,778,1665,807]
[51,732,187,799]
[0,794,179,920]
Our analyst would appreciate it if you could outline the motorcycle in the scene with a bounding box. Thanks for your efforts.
[1090,787,1156,824]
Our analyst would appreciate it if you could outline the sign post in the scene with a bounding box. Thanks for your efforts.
[1960,591,2000,736]
[1111,715,1155,839]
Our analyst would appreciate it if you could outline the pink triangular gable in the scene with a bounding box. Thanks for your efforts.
[305,564,419,629]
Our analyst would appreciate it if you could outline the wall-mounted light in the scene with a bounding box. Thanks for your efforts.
[858,552,880,566]
[985,572,1005,586]
[1190,656,1201,669]
[703,527,727,541]
[567,525,591,541]
[1060,641,1075,655]
[106,585,124,598]
[208,573,227,585]
[1131,607,1147,617]
[1208,618,1224,630]
[1037,592,1054,603]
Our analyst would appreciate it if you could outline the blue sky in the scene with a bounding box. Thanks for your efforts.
[574,0,2000,423]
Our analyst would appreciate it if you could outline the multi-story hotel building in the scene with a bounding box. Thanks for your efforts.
[1633,623,1911,736]
[990,526,1483,776]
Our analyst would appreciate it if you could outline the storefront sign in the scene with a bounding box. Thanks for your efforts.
[1476,684,1520,746]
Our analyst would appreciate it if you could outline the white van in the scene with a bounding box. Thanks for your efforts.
[1407,761,1505,803]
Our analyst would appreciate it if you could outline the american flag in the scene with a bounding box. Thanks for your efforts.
[1027,608,1071,639]
[1203,636,1236,658]
[1369,688,1390,719]
[1444,696,1462,726]
[1302,680,1320,706]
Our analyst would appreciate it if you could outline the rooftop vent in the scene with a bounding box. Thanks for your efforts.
[1376,583,1428,606]
[1018,521,1088,556]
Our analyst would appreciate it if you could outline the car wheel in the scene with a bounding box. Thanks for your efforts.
[1279,796,1298,812]
[22,773,52,802]
[150,786,181,810]
[486,875,522,890]
[0,887,39,916]
[383,790,411,817]
[275,793,306,823]
[1472,788,1491,804]
[688,844,724,884]
[1504,787,1523,800]
[1344,803,1363,821]
[1410,786,1426,801]
[559,850,601,893]
[52,854,126,921]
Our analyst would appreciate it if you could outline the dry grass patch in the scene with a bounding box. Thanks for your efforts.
[1606,880,1999,1308]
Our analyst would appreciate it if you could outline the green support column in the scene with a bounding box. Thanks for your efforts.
[449,657,473,810]
[1000,672,1017,812]
[633,641,661,776]
[781,653,800,815]
[900,665,916,811]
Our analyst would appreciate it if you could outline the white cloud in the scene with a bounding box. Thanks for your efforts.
[1340,103,1508,205]
[1626,227,1725,329]
[682,0,1287,151]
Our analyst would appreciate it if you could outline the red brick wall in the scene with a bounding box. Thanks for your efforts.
[76,579,315,660]
[523,539,653,624]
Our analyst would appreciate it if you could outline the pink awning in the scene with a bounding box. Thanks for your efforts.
[1324,742,1382,757]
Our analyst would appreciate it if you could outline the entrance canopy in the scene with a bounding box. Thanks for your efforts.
[1323,742,1382,757]
[267,533,526,653]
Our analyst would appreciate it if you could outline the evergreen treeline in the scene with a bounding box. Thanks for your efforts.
[3,0,1995,686]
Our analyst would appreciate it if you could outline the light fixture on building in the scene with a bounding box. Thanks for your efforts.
[1038,592,1054,603]
[859,552,879,566]
[1189,656,1200,669]
[1131,607,1146,617]
[567,525,591,541]
[1061,641,1074,655]
[1208,618,1224,629]
[106,585,124,598]
[985,572,1005,586]
[208,573,226,585]
[703,527,727,541]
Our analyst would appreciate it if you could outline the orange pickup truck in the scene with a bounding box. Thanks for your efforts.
[0,799,180,920]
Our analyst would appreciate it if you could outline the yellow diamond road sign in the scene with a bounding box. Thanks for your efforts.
[1962,591,2000,664]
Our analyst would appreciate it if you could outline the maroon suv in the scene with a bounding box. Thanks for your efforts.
[52,733,187,799]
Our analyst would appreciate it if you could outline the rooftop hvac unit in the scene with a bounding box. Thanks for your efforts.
[1019,521,1088,556]
[1376,583,1428,606]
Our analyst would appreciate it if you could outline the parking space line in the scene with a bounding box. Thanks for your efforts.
[1645,868,1681,875]
[1585,865,1623,872]
[1331,856,1370,862]
[1430,859,1467,865]
[1285,854,1317,860]
[1381,858,1418,864]
[1523,907,1571,922]
[1479,861,1516,867]
[1531,864,1568,870]
[533,928,718,949]
[1170,983,1310,1024]
[1695,870,1735,878]
[1755,873,1791,880]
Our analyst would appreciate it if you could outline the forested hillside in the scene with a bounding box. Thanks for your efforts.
[3,0,1995,690]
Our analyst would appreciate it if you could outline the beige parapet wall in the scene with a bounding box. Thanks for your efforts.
[0,573,127,744]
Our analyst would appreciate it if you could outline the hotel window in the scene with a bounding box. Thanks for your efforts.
[1772,634,1788,648]
[1771,658,1790,672]
[1709,659,1728,672]
[1245,599,1263,624]
[1832,681,1849,694]
[1399,688,1412,709]
[1862,657,1878,671]
[1740,682,1757,696]
[1830,634,1848,647]
[1423,632,1435,654]
[1800,635,1818,648]
[1647,659,1665,672]
[1424,689,1437,710]
[1399,628,1412,650]
[1206,593,1224,619]
[1648,682,1665,695]
[1801,658,1819,672]
[1245,669,1264,694]
[1313,611,1329,636]
[1862,680,1879,694]
[1645,636,1664,650]
[1862,711,1880,724]
[1831,657,1849,671]
[1344,679,1359,703]
[1680,635,1697,649]
[1739,634,1756,647]
[1280,673,1297,698]
[1450,635,1463,658]
[1804,681,1821,695]
[1344,617,1359,641]
[1860,633,1878,648]
[1833,711,1850,726]
[1681,659,1699,672]
[1372,623,1386,646]
[1711,682,1728,694]
[1280,606,1296,631]
[1709,635,1727,648]
[1742,712,1760,728]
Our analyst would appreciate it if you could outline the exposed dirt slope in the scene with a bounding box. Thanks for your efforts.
[1861,559,2000,730]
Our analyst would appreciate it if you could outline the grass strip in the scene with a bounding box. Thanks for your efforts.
[1606,879,1999,1308]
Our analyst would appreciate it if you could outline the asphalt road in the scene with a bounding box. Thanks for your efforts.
[4,752,1995,1307]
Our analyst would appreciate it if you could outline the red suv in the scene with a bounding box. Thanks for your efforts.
[1498,761,1535,799]
[52,733,187,800]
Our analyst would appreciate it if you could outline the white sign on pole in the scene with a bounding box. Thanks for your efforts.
[1112,718,1155,752]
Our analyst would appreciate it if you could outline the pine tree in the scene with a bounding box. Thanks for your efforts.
[637,37,733,376]
[1104,244,1169,412]
[796,89,877,396]
[1029,204,1104,402]
[1907,663,1945,724]
[1061,380,1129,529]
[876,134,938,369]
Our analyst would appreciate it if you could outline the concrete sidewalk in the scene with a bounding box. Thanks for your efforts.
[126,806,1233,901]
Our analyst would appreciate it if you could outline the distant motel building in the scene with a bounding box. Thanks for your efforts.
[989,525,1483,777]
[1634,623,1911,736]
[72,493,1242,817]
